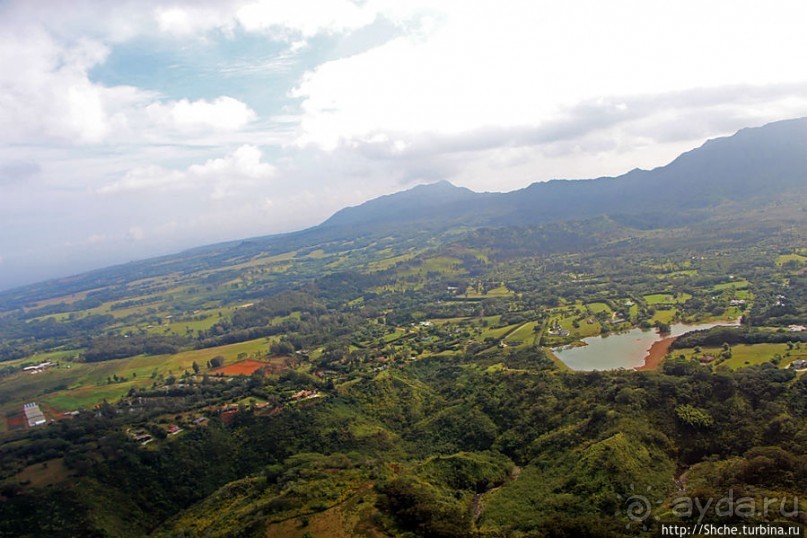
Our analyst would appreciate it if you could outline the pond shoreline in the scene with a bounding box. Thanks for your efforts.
[635,336,676,371]
[554,319,739,371]
[636,318,742,371]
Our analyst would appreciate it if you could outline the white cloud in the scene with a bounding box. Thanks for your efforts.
[189,144,275,179]
[291,0,807,153]
[154,0,379,42]
[0,5,259,147]
[154,0,379,40]
[127,227,146,241]
[157,6,220,36]
[0,27,151,144]
[100,144,276,195]
[84,234,108,245]
[99,165,185,194]
[235,0,375,37]
[146,96,256,132]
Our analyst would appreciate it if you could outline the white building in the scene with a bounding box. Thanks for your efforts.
[23,402,46,427]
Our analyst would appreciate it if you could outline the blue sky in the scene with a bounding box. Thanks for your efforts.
[1,0,807,291]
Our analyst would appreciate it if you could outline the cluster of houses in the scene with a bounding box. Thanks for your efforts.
[128,387,324,446]
[128,416,208,446]
[547,324,571,337]
[128,429,153,445]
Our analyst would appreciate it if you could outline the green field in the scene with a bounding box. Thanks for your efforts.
[734,289,753,300]
[712,279,750,291]
[658,269,698,279]
[483,285,513,297]
[651,308,678,324]
[366,251,419,271]
[479,323,521,341]
[586,302,611,314]
[643,293,691,305]
[142,313,229,336]
[0,338,276,418]
[398,256,464,277]
[776,253,807,267]
[505,321,539,347]
[677,343,807,370]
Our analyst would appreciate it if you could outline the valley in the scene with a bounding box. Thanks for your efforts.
[1,119,806,536]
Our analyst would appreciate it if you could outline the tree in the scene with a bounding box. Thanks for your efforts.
[675,404,714,429]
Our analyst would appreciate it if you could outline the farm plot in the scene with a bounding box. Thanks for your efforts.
[210,359,278,376]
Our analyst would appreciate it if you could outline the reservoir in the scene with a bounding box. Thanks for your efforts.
[553,321,734,371]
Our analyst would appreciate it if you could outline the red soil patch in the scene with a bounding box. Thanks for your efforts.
[210,360,270,376]
[6,412,26,430]
[635,336,676,371]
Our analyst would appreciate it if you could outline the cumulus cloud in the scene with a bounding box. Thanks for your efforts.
[100,144,276,196]
[0,28,255,145]
[155,0,380,41]
[291,0,807,152]
[155,4,239,36]
[0,27,151,145]
[189,145,275,179]
[146,96,256,132]
[235,0,375,37]
[0,3,260,147]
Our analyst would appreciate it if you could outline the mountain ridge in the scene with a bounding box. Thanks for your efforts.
[1,117,805,301]
[320,117,807,230]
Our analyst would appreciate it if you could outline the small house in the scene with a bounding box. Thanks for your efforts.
[291,389,318,401]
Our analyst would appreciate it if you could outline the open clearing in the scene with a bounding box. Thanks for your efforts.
[210,360,271,376]
[776,254,807,267]
[13,458,72,489]
[644,293,691,305]
[676,343,807,370]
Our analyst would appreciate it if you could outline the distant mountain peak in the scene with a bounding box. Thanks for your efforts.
[320,180,480,229]
[418,179,454,187]
[320,117,807,232]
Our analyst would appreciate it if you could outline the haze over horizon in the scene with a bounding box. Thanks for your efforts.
[2,0,807,291]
